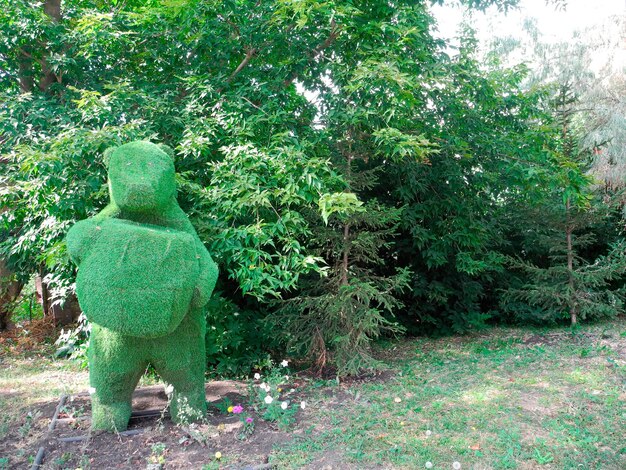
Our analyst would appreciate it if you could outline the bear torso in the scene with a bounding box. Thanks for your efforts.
[71,217,200,337]
[66,141,218,338]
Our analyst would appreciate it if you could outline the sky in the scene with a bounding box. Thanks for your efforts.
[430,0,626,75]
[431,0,625,46]
[429,0,626,184]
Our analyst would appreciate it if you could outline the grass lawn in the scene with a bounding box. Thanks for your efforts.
[0,317,625,469]
[271,319,626,469]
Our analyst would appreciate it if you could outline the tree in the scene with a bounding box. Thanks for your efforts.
[0,0,587,370]
[501,84,626,326]
[382,29,562,333]
[485,14,626,326]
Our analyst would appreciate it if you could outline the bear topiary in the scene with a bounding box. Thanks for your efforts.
[66,141,218,431]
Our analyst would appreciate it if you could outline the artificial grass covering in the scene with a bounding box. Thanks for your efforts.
[71,219,198,338]
[66,141,218,431]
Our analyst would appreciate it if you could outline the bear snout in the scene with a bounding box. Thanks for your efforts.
[118,182,159,210]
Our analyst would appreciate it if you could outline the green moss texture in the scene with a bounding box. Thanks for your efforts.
[66,141,218,431]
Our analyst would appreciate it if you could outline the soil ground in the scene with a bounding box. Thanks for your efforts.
[1,382,291,469]
[1,317,625,469]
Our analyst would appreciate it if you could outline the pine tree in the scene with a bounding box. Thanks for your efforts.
[502,84,626,326]
[273,129,411,376]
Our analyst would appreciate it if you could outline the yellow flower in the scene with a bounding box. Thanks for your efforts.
[227,406,233,413]
[278,388,283,392]
[215,451,222,460]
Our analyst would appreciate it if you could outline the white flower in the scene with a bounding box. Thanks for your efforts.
[264,395,273,404]
[453,462,461,470]
[425,430,432,436]
[254,373,261,380]
[259,382,270,392]
[280,359,289,367]
[88,387,96,395]
[281,401,288,410]
[300,401,306,410]
[425,463,433,469]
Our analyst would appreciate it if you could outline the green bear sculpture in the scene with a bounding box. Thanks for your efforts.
[66,141,218,431]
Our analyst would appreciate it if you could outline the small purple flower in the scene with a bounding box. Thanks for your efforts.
[246,417,254,424]
[232,405,244,414]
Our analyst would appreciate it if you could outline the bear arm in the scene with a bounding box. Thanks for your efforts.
[192,242,218,309]
[167,207,218,309]
[66,219,102,266]
[92,203,121,221]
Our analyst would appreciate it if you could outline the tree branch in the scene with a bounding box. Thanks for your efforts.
[17,47,34,93]
[226,47,258,84]
[44,0,61,22]
[284,19,340,87]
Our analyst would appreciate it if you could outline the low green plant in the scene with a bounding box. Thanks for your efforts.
[54,452,73,466]
[77,454,91,470]
[247,360,303,430]
[147,443,167,465]
[54,314,90,366]
[217,401,256,440]
[18,410,41,438]
[60,404,85,419]
[213,396,233,415]
[533,447,554,465]
[205,294,275,378]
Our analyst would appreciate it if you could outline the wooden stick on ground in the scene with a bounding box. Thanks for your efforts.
[48,394,68,431]
[31,393,68,469]
[59,428,146,443]
[30,447,45,470]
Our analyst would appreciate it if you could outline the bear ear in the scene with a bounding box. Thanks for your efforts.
[103,146,118,168]
[158,144,176,162]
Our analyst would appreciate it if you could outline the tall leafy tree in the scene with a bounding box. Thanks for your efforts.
[0,0,594,372]
[385,31,561,333]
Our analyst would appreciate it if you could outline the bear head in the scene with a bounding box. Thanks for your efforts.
[105,141,176,213]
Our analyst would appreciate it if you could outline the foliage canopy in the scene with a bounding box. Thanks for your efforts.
[0,0,622,375]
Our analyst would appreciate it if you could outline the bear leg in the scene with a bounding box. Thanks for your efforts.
[89,325,146,431]
[160,370,207,425]
[152,316,207,425]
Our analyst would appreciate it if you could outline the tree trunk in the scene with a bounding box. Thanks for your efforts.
[565,197,577,326]
[311,327,327,375]
[340,222,350,287]
[38,0,63,91]
[35,268,51,318]
[44,0,61,21]
[18,48,34,93]
[339,152,353,287]
[0,260,24,330]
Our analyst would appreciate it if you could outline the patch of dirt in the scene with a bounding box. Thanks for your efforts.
[517,392,559,429]
[297,366,397,385]
[0,381,293,469]
[0,318,59,356]
[301,449,360,470]
[520,331,598,347]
